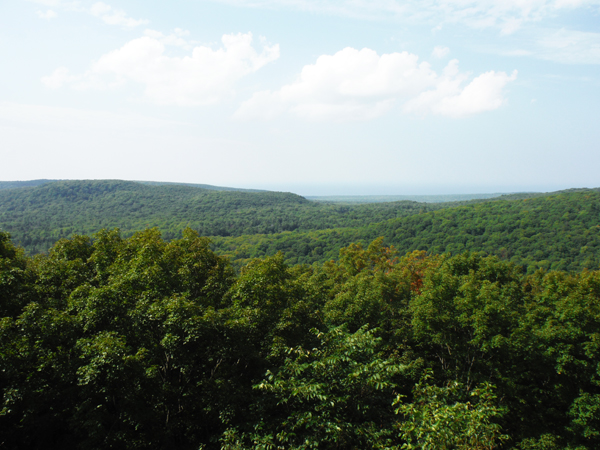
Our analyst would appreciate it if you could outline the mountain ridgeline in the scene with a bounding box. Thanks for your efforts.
[0,179,599,272]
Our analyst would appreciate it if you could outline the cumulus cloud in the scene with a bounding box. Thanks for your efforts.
[36,9,57,19]
[405,67,518,117]
[43,32,280,106]
[236,47,438,121]
[235,48,516,121]
[90,2,149,28]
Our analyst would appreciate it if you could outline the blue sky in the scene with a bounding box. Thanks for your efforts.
[1,0,599,195]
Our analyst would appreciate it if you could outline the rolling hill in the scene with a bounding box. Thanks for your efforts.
[0,179,452,253]
[1,179,598,273]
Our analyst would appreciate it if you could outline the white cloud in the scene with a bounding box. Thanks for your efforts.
[43,32,280,106]
[90,2,149,28]
[235,48,516,121]
[405,68,518,117]
[432,46,450,58]
[36,9,57,19]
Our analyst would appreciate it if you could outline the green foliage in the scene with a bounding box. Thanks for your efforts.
[0,180,443,254]
[3,181,599,276]
[395,372,508,450]
[230,326,412,450]
[3,231,600,449]
[212,190,600,272]
[568,392,600,441]
[409,252,524,385]
[1,228,240,449]
[0,231,32,317]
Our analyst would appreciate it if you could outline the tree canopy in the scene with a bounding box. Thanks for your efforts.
[2,230,600,449]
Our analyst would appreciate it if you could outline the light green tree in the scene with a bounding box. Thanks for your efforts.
[395,371,508,450]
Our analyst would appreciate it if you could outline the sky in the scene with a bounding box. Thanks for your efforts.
[1,0,599,195]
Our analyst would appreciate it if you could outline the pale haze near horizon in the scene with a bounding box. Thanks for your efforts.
[1,0,599,196]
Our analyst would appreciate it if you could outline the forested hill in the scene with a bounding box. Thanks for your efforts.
[0,179,57,190]
[0,180,304,252]
[212,189,600,272]
[1,180,599,272]
[0,179,452,253]
[0,179,265,192]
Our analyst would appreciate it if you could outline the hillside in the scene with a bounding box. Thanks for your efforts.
[0,179,57,190]
[0,179,265,192]
[212,190,600,272]
[0,179,452,253]
[1,180,598,273]
[0,180,306,252]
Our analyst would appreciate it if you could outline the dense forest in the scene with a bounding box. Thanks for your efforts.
[2,228,600,449]
[213,190,600,272]
[1,180,596,274]
[0,180,450,253]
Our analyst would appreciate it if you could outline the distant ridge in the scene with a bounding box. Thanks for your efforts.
[307,188,600,204]
[0,179,59,190]
[306,193,508,203]
[138,180,269,193]
[0,179,268,193]
[1,180,600,272]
